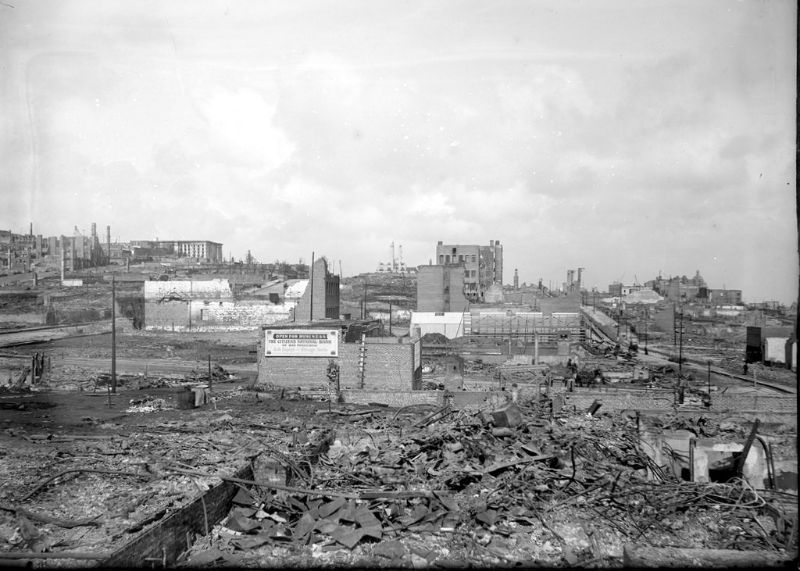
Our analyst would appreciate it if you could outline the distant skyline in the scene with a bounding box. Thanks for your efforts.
[1,0,796,304]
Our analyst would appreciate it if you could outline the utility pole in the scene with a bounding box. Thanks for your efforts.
[707,360,711,401]
[673,302,677,346]
[362,281,368,319]
[111,275,117,393]
[388,302,392,336]
[644,308,648,355]
[678,307,684,377]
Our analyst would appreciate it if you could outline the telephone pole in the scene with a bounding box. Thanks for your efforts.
[111,275,117,393]
[673,302,677,346]
[362,281,368,319]
[678,307,684,377]
[643,307,649,355]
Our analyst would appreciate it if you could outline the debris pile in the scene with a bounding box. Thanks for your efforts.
[181,399,797,567]
[420,333,449,345]
[187,363,236,383]
[1,390,795,567]
[125,395,171,413]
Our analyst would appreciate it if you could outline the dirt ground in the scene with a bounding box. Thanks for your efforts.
[0,329,797,568]
[2,387,798,568]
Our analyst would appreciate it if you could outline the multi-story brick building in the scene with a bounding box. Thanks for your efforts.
[128,240,223,263]
[699,287,743,306]
[434,240,503,302]
[416,265,469,312]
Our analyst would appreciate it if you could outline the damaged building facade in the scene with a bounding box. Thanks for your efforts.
[129,240,224,263]
[433,240,503,303]
[2,223,112,273]
[142,257,340,331]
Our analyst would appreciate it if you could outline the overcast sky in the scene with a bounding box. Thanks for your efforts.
[1,0,796,303]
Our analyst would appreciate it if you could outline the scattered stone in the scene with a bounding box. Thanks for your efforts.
[490,403,522,428]
[372,540,406,559]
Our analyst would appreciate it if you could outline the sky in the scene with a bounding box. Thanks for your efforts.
[0,0,797,304]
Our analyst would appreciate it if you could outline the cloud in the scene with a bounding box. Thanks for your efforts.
[199,89,295,171]
[0,0,795,302]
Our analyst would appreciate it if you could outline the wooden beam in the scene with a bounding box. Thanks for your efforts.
[623,544,793,568]
[104,464,253,567]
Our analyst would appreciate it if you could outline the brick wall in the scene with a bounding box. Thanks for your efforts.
[144,300,189,331]
[710,394,797,413]
[258,355,330,389]
[143,279,232,300]
[448,269,468,312]
[551,387,797,414]
[339,389,506,410]
[147,300,293,331]
[258,335,421,391]
[0,312,46,325]
[560,388,676,412]
[416,265,468,312]
[340,341,416,391]
[341,390,442,407]
[417,266,445,312]
[189,300,291,331]
[450,391,507,410]
[294,258,339,321]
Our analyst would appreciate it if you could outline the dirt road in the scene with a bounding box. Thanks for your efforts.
[52,355,256,377]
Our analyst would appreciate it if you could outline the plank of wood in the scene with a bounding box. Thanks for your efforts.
[622,544,794,568]
[0,504,101,529]
[104,464,254,568]
[0,551,111,560]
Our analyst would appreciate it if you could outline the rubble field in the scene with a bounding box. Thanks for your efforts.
[1,385,797,568]
[0,328,797,568]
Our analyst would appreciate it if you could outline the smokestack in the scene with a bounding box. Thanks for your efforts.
[29,222,33,237]
[106,225,111,264]
[91,222,96,239]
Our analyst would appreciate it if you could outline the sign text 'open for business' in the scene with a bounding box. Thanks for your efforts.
[264,329,339,357]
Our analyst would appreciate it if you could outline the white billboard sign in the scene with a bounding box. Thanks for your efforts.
[264,329,339,357]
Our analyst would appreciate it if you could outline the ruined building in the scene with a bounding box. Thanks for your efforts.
[2,223,110,273]
[434,240,503,302]
[416,265,470,313]
[128,240,223,263]
[293,257,340,321]
[141,257,340,331]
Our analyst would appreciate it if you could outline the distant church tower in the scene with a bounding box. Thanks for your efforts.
[513,268,519,291]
